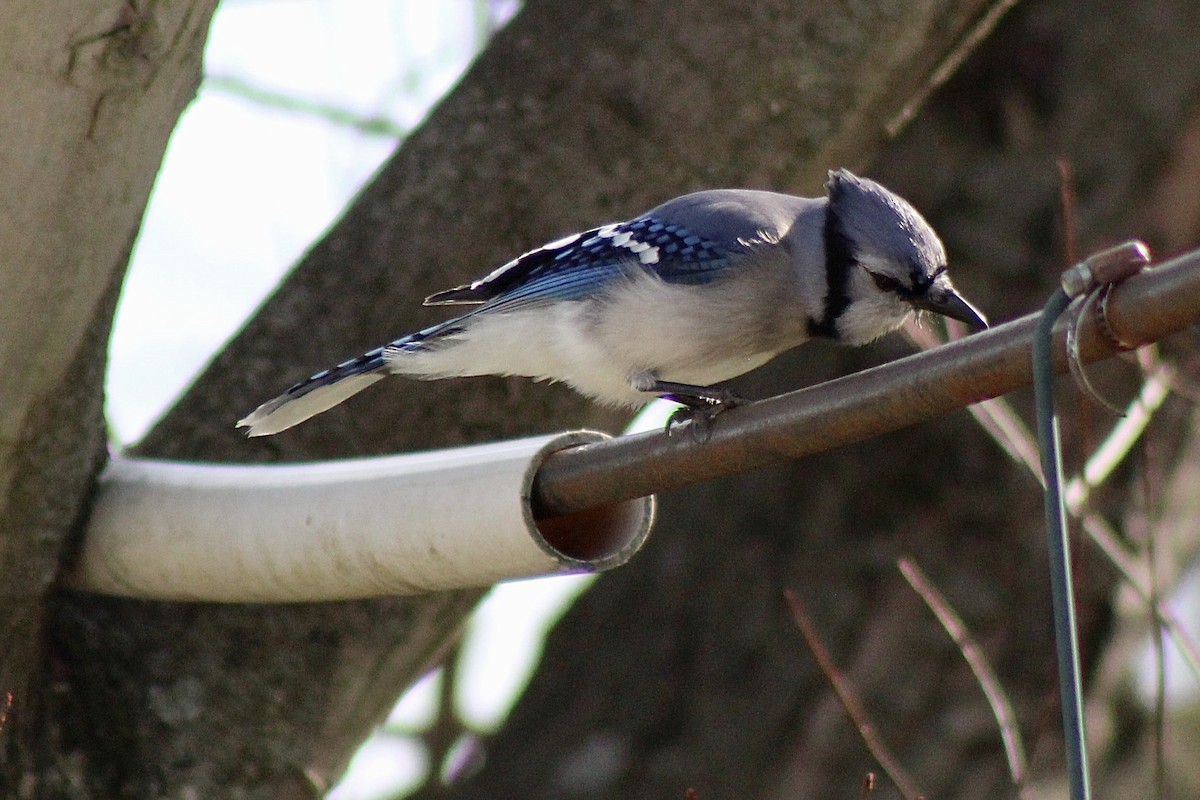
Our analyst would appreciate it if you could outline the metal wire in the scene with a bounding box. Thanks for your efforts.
[1032,288,1091,800]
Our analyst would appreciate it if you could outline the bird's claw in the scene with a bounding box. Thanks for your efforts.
[662,390,745,441]
[629,373,746,439]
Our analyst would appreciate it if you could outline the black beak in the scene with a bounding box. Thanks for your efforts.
[912,287,988,331]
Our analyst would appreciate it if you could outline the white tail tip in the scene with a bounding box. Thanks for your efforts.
[236,373,386,437]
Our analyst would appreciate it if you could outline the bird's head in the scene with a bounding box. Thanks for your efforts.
[824,169,987,345]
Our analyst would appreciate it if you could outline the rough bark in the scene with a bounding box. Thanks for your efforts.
[29,0,1016,796]
[440,0,1200,798]
[0,1,218,792]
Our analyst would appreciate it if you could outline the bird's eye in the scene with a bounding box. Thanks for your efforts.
[869,272,905,294]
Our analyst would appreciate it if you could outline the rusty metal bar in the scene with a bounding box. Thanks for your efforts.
[532,246,1200,519]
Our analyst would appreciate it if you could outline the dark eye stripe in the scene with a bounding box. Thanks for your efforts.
[870,271,907,295]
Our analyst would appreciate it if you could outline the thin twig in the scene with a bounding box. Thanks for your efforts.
[897,557,1029,787]
[885,0,1019,136]
[783,590,925,800]
[1064,361,1173,515]
[1059,159,1078,266]
[859,772,876,799]
[204,73,410,138]
[0,691,11,736]
[1134,434,1168,800]
[1080,513,1200,684]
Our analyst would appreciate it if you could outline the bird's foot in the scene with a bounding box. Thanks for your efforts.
[630,373,746,440]
[659,387,746,441]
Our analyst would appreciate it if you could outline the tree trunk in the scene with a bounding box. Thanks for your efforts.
[0,0,219,791]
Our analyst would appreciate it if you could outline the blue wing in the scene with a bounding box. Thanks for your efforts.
[423,214,739,315]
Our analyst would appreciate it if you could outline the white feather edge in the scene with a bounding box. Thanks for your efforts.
[236,372,386,437]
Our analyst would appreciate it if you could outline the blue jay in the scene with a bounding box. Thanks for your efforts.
[238,169,986,436]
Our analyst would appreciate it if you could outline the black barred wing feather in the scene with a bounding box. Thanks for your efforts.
[423,215,738,314]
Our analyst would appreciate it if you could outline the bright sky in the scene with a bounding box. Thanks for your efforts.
[107,0,483,444]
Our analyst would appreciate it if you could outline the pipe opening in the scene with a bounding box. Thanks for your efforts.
[522,431,654,572]
[532,499,650,567]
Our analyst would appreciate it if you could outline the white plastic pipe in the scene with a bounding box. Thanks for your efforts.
[68,431,654,602]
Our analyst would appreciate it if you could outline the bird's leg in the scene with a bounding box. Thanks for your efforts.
[649,380,745,409]
[629,373,746,437]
